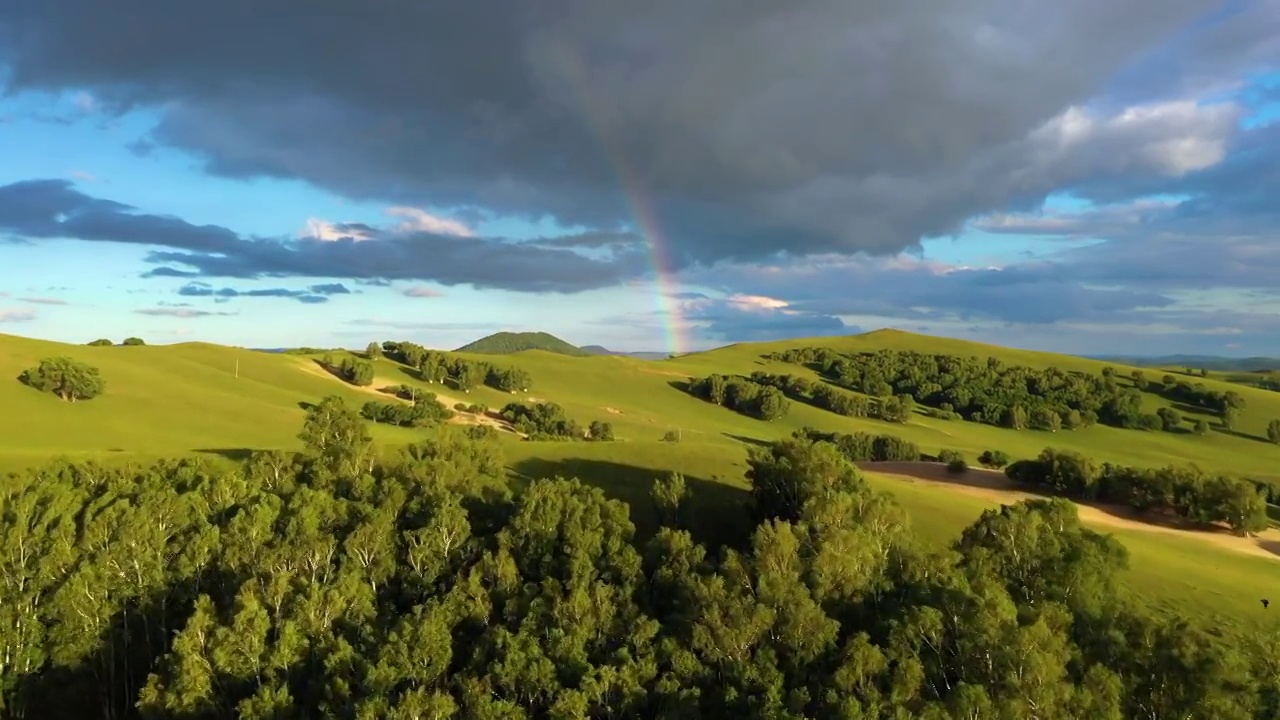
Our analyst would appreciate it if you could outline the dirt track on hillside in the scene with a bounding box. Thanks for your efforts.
[857,461,1280,562]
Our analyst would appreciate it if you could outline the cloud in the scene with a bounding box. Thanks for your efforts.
[0,0,1255,270]
[674,292,852,343]
[402,286,444,298]
[135,307,237,318]
[0,179,646,293]
[0,308,37,322]
[17,296,68,305]
[684,254,1179,327]
[175,280,350,304]
[385,207,472,237]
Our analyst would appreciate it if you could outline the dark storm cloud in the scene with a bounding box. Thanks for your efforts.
[0,179,646,292]
[0,0,1251,267]
[687,256,1178,327]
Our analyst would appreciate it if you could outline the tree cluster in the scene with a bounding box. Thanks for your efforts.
[1256,376,1280,392]
[792,426,922,462]
[18,357,105,402]
[335,356,375,386]
[361,395,455,428]
[499,401,585,440]
[746,371,916,423]
[767,347,1216,432]
[380,340,532,394]
[686,374,790,421]
[86,338,114,346]
[2,405,1278,718]
[1006,447,1270,534]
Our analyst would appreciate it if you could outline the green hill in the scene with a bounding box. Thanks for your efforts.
[6,327,1280,635]
[454,330,590,356]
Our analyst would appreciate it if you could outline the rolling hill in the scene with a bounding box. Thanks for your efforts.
[454,331,591,356]
[6,327,1280,634]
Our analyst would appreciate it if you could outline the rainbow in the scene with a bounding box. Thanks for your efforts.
[545,47,691,356]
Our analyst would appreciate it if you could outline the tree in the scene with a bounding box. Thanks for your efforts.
[1194,418,1211,435]
[298,395,373,471]
[121,336,146,346]
[651,472,691,528]
[1222,406,1240,431]
[86,338,113,346]
[365,341,383,360]
[1157,407,1183,432]
[18,357,105,402]
[338,357,375,386]
[978,449,1011,469]
[587,420,614,441]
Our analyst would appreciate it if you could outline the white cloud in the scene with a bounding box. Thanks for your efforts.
[302,218,374,242]
[385,206,473,237]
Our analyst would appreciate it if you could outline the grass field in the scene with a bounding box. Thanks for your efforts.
[5,328,1280,632]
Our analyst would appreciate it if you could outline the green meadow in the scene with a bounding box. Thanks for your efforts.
[5,328,1280,633]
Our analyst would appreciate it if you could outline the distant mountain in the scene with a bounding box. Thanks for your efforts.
[455,331,591,356]
[579,344,672,360]
[1088,354,1280,372]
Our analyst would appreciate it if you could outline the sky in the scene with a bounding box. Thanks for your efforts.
[1,2,1279,356]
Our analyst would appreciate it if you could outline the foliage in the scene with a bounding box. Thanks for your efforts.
[936,448,965,464]
[121,337,145,346]
[361,395,454,427]
[18,357,105,402]
[365,340,383,359]
[454,330,591,356]
[793,426,922,462]
[380,340,535,394]
[86,338,113,346]
[687,374,791,421]
[977,449,1011,469]
[946,458,968,474]
[1007,447,1269,534]
[336,356,375,386]
[2,394,1280,718]
[765,346,1253,433]
[500,401,582,440]
[587,420,615,441]
[1268,419,1280,445]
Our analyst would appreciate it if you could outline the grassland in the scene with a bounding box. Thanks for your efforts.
[5,328,1280,633]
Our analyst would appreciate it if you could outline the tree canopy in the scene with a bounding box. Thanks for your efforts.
[2,399,1278,718]
[18,356,105,402]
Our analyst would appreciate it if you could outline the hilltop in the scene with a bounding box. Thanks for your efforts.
[454,331,591,356]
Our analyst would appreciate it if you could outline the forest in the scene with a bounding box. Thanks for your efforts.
[766,348,1251,433]
[2,395,1276,719]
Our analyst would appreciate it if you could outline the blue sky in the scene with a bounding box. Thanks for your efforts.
[1,2,1279,356]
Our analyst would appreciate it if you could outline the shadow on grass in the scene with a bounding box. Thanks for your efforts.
[311,357,346,381]
[666,378,692,394]
[194,448,255,463]
[1258,539,1280,559]
[1219,427,1268,444]
[510,457,753,550]
[298,400,317,411]
[723,433,773,449]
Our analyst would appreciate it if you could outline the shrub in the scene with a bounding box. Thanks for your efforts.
[121,337,146,346]
[662,429,682,443]
[588,420,615,441]
[947,458,968,474]
[978,449,1011,469]
[937,449,965,464]
[87,338,113,346]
